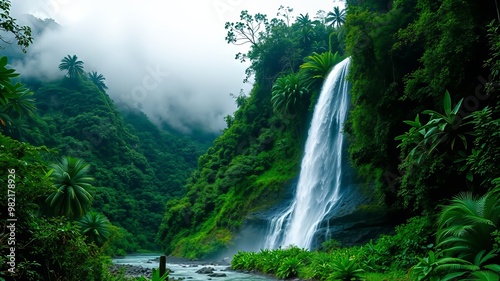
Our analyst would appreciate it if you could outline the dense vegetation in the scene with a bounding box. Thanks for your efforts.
[2,0,500,279]
[157,7,345,259]
[218,0,500,279]
[159,0,500,279]
[343,0,499,212]
[0,2,205,279]
[9,59,208,253]
[27,74,209,252]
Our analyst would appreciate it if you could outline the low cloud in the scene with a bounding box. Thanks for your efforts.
[10,0,334,133]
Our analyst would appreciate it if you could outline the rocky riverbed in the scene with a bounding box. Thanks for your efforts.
[111,255,277,280]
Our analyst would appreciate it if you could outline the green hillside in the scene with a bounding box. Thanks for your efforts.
[15,69,210,253]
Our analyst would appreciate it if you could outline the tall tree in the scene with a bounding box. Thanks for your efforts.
[326,7,346,28]
[295,13,314,45]
[59,55,85,79]
[46,156,94,219]
[225,10,268,49]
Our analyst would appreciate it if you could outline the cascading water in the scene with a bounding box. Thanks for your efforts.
[264,57,351,250]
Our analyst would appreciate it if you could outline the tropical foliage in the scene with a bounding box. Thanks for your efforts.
[326,7,346,28]
[88,71,108,92]
[271,72,309,118]
[0,135,113,281]
[59,54,85,78]
[157,6,343,259]
[396,91,473,164]
[77,211,112,247]
[300,51,343,81]
[136,269,169,281]
[0,56,37,131]
[412,186,500,280]
[0,0,33,52]
[46,156,95,219]
[2,1,500,280]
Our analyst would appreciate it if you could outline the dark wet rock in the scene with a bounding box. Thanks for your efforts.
[195,266,215,274]
[310,187,406,249]
[208,273,227,277]
[109,264,177,279]
[109,264,153,279]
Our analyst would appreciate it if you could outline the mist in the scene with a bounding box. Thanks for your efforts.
[10,0,336,133]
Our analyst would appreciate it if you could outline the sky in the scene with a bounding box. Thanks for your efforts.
[10,0,344,134]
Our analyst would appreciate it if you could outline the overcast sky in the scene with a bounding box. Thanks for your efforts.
[10,0,344,133]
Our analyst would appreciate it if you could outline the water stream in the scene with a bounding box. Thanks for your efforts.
[112,254,277,281]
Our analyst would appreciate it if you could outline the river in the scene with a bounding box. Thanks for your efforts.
[112,254,277,281]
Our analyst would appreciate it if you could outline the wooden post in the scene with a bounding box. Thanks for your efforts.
[159,255,167,280]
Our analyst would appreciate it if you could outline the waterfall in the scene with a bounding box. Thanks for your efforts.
[264,57,351,250]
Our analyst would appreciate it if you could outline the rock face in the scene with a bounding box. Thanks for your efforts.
[236,184,402,251]
[311,187,403,249]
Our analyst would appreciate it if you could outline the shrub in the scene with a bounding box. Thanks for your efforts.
[327,254,365,281]
[276,256,302,279]
[320,239,342,253]
[411,187,500,280]
[357,215,434,272]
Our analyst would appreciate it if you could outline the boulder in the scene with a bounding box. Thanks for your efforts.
[208,273,227,277]
[195,267,215,274]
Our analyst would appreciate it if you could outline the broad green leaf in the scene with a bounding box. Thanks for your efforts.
[451,98,463,115]
[443,90,452,116]
[472,270,500,281]
[484,264,500,273]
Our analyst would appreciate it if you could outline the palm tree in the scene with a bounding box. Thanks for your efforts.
[77,211,111,247]
[88,71,108,92]
[59,55,85,79]
[87,71,114,111]
[296,13,311,26]
[295,13,314,45]
[271,72,309,118]
[300,51,342,82]
[311,41,327,53]
[46,156,94,219]
[325,7,346,28]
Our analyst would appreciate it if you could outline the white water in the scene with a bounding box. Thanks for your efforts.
[113,255,277,280]
[264,57,351,250]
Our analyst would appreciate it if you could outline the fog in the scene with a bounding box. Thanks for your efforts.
[10,0,339,133]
